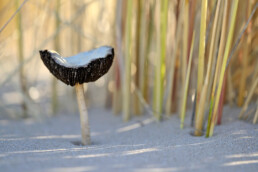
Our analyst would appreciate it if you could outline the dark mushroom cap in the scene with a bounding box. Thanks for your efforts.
[39,46,114,86]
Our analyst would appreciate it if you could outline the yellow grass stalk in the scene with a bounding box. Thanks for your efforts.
[194,0,207,135]
[123,0,133,121]
[180,32,195,129]
[195,0,207,119]
[153,0,168,120]
[181,0,189,93]
[195,0,222,136]
[196,0,207,102]
[139,1,149,104]
[205,0,224,114]
[208,0,239,137]
[206,0,228,137]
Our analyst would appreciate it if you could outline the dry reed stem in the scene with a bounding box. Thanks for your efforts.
[16,0,29,117]
[123,0,133,121]
[209,0,239,137]
[165,0,184,116]
[139,0,148,106]
[181,0,189,93]
[134,0,142,115]
[206,0,228,137]
[194,0,207,136]
[180,32,195,129]
[237,1,252,107]
[153,0,168,120]
[51,0,61,115]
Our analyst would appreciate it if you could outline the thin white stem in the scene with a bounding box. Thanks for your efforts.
[75,83,91,145]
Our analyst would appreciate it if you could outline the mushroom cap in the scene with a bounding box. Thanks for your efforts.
[39,46,114,86]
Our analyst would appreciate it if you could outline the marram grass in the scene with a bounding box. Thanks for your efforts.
[123,0,133,122]
[194,0,207,136]
[180,32,195,129]
[208,0,239,137]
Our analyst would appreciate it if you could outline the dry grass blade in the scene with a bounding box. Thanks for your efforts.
[206,0,228,137]
[180,32,195,129]
[165,0,184,116]
[123,0,133,121]
[195,0,222,136]
[209,0,239,137]
[194,0,207,136]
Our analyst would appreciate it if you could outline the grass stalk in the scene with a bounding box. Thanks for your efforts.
[134,0,142,115]
[165,0,184,116]
[208,0,239,137]
[113,0,123,115]
[16,0,28,117]
[180,32,195,129]
[206,0,228,137]
[203,0,223,126]
[194,0,207,136]
[123,0,133,121]
[226,68,235,106]
[113,58,122,115]
[139,0,148,104]
[51,0,61,115]
[196,0,207,101]
[237,1,252,107]
[217,72,226,125]
[153,0,168,120]
[142,2,154,103]
[181,0,189,93]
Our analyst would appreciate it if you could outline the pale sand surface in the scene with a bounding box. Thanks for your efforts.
[0,106,257,172]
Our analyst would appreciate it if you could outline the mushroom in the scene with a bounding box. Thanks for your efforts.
[39,46,114,145]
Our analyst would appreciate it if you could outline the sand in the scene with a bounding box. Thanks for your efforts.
[0,106,257,172]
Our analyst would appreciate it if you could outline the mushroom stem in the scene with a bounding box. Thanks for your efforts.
[75,83,91,145]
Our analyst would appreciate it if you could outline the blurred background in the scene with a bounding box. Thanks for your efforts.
[0,0,257,136]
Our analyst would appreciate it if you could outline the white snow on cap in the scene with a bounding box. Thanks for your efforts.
[49,46,113,68]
